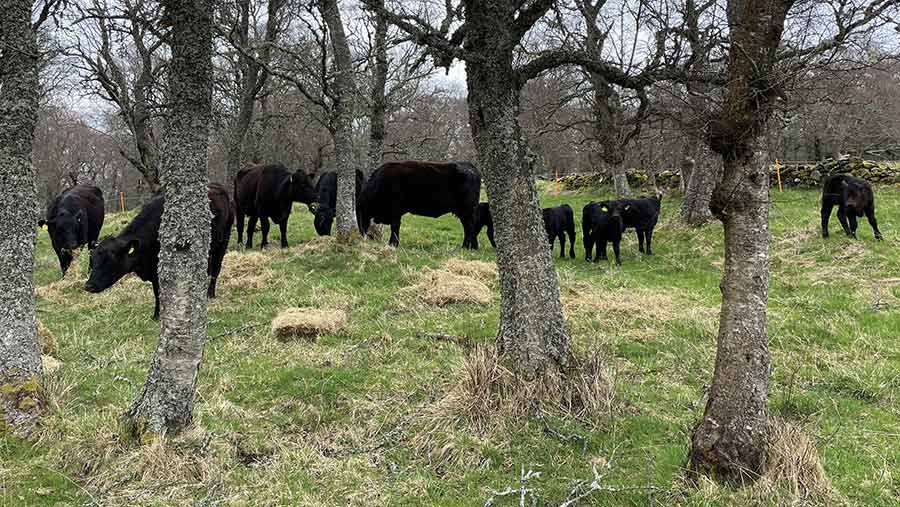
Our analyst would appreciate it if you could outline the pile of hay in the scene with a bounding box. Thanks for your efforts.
[218,252,272,291]
[442,258,497,282]
[271,307,347,340]
[419,269,492,306]
[757,417,838,501]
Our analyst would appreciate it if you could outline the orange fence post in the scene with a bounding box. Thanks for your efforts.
[119,192,126,212]
[774,159,782,192]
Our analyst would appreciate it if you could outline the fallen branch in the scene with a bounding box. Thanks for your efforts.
[416,331,471,348]
[484,466,542,507]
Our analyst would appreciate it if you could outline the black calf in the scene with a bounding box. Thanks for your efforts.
[821,174,882,240]
[543,204,576,259]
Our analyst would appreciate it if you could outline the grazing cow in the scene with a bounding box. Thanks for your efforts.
[358,161,481,248]
[234,164,317,248]
[473,202,496,249]
[582,201,623,265]
[821,174,882,240]
[543,204,576,259]
[39,184,105,275]
[312,169,366,236]
[85,183,234,320]
[620,195,661,255]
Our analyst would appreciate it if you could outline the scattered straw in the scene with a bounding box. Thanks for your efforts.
[271,307,347,340]
[37,321,58,356]
[441,258,497,282]
[418,269,492,306]
[218,251,272,291]
[757,417,838,502]
[42,355,63,374]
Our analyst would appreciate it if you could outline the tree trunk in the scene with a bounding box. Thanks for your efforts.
[611,164,631,198]
[368,0,388,170]
[0,0,45,434]
[465,4,570,378]
[126,0,213,439]
[320,0,359,241]
[690,150,770,481]
[681,158,716,226]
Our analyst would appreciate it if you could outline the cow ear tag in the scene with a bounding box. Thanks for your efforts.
[601,206,608,212]
[42,224,48,231]
[624,204,630,210]
[128,246,136,255]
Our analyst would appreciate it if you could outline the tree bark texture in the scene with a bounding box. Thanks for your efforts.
[0,0,45,434]
[691,151,771,481]
[126,0,213,439]
[320,0,359,240]
[690,0,792,481]
[680,154,716,226]
[464,1,570,378]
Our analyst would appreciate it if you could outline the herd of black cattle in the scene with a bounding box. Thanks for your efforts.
[38,160,884,320]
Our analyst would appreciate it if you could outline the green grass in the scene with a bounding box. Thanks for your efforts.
[2,184,899,506]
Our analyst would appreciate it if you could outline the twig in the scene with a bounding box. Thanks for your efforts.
[208,323,262,341]
[416,331,471,348]
[484,465,542,507]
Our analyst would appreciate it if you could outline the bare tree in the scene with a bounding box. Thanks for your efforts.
[0,0,56,434]
[125,0,214,438]
[366,0,389,167]
[688,0,900,482]
[66,0,167,192]
[218,0,286,183]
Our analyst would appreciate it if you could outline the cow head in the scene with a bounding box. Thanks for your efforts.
[598,201,625,236]
[841,180,865,209]
[313,206,335,236]
[41,209,86,251]
[84,236,141,294]
[288,170,317,206]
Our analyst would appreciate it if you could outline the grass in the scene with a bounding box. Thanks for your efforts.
[2,183,899,506]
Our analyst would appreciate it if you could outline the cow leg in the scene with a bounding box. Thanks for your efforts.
[279,219,289,248]
[58,250,73,276]
[389,219,401,247]
[848,213,859,238]
[460,215,475,250]
[645,229,654,255]
[837,207,853,238]
[584,232,594,261]
[487,221,496,249]
[558,232,566,259]
[612,239,622,266]
[597,239,607,262]
[637,229,646,253]
[245,215,257,249]
[236,209,245,246]
[865,206,883,240]
[567,226,576,259]
[208,243,225,299]
[260,217,272,248]
[151,278,160,321]
[820,202,834,238]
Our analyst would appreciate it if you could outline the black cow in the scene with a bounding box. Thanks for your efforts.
[583,201,623,265]
[234,164,317,249]
[473,202,496,249]
[543,204,576,259]
[39,184,105,275]
[620,195,661,255]
[358,161,481,248]
[821,174,882,240]
[85,183,234,320]
[312,169,366,236]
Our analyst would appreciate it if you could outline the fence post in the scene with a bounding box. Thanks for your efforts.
[120,192,126,212]
[774,159,782,192]
[554,168,559,196]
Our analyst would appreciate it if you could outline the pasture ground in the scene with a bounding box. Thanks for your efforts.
[3,184,899,506]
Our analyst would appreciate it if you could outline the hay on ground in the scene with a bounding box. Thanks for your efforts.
[218,251,272,291]
[42,355,63,374]
[271,307,347,340]
[442,258,497,282]
[757,417,837,501]
[419,269,492,306]
[37,321,58,356]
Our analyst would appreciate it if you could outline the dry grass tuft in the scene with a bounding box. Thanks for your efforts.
[414,269,493,306]
[41,355,63,374]
[441,258,497,282]
[218,251,272,291]
[292,235,336,255]
[271,307,348,340]
[413,347,614,466]
[757,417,839,503]
[37,320,58,356]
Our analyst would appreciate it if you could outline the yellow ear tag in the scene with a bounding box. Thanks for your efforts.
[41,224,48,231]
[625,204,631,210]
[601,206,608,212]
[128,246,136,255]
